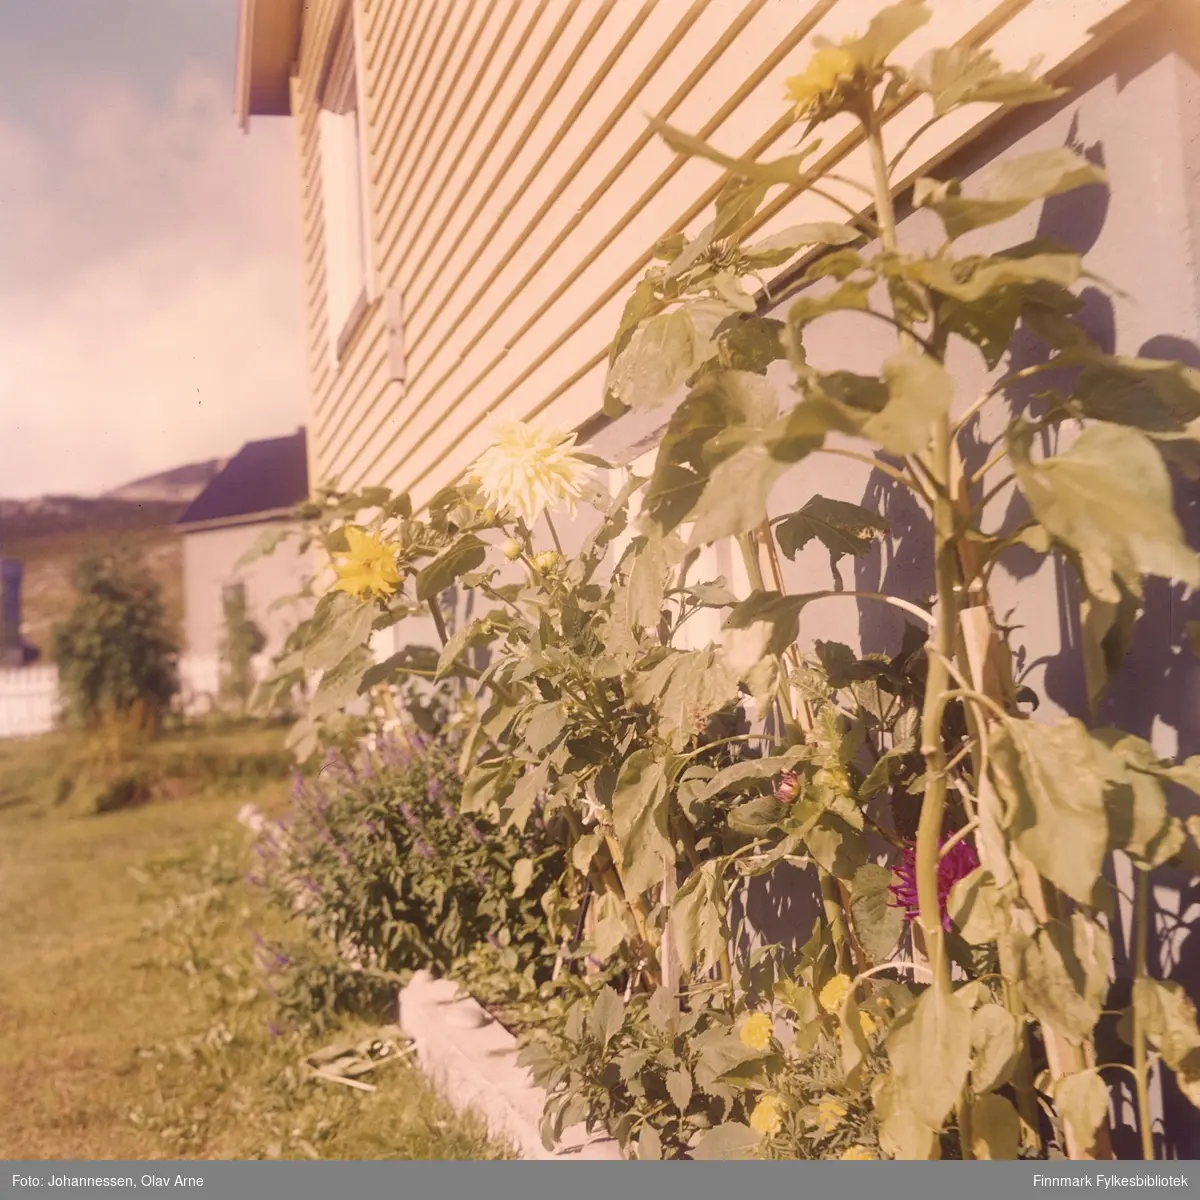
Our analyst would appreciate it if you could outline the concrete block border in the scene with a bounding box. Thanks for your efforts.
[397,970,625,1161]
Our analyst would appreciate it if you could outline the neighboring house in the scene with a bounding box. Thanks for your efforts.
[236,0,1200,1153]
[176,429,313,700]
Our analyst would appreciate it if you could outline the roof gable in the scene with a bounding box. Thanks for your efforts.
[177,429,308,528]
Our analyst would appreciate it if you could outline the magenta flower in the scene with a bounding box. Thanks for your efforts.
[888,836,979,931]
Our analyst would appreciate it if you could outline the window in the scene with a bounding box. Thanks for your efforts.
[318,5,370,364]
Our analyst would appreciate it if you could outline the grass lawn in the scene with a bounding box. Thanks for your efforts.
[0,727,510,1160]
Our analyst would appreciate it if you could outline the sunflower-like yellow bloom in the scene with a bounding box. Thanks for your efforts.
[818,973,853,1014]
[858,1011,877,1038]
[840,1144,874,1160]
[740,1012,774,1051]
[817,1097,848,1133]
[785,44,859,115]
[750,1093,786,1137]
[470,420,593,527]
[332,526,400,600]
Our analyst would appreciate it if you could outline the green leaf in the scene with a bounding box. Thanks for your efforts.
[722,591,806,675]
[638,1123,662,1161]
[970,1004,1021,1095]
[875,1076,940,1160]
[726,796,791,836]
[845,0,931,67]
[308,645,374,720]
[787,277,873,333]
[1133,978,1200,1108]
[849,863,904,962]
[670,860,728,974]
[742,222,859,267]
[606,309,696,412]
[947,867,1003,946]
[970,1093,1021,1160]
[234,524,293,570]
[511,858,534,898]
[709,317,786,374]
[775,496,889,564]
[503,760,550,832]
[666,1066,694,1111]
[1016,912,1112,1045]
[698,750,811,802]
[912,45,1064,116]
[642,370,779,537]
[303,592,377,672]
[630,648,740,751]
[654,118,820,186]
[911,249,1081,304]
[786,353,954,458]
[1071,354,1200,435]
[1050,1069,1111,1155]
[989,716,1115,905]
[589,985,626,1050]
[689,1121,761,1160]
[886,985,973,1131]
[360,644,441,689]
[627,535,685,633]
[415,534,487,601]
[611,750,671,898]
[916,148,1104,241]
[1011,421,1200,604]
[523,701,567,754]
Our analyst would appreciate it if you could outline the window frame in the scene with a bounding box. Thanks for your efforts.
[316,1,373,369]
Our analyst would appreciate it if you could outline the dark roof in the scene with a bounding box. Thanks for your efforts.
[177,429,308,527]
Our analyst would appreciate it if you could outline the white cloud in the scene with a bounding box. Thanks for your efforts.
[0,64,307,498]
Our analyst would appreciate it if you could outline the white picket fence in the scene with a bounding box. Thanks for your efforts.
[0,665,59,738]
[0,655,271,739]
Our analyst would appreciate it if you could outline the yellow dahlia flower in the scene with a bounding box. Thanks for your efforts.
[739,1012,774,1051]
[858,1011,877,1038]
[470,420,593,527]
[750,1093,786,1136]
[332,526,400,600]
[785,44,859,115]
[841,1144,874,1160]
[818,973,853,1015]
[817,1096,848,1133]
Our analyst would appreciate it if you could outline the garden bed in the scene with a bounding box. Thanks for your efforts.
[398,972,623,1161]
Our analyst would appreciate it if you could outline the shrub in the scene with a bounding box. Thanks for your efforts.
[51,548,179,733]
[252,729,565,1022]
[218,584,266,716]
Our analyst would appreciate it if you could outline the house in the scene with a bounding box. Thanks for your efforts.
[176,428,313,701]
[234,0,1200,1153]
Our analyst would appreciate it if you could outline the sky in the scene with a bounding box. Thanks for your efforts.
[0,0,307,500]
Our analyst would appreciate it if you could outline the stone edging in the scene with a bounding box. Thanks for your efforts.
[397,970,624,1161]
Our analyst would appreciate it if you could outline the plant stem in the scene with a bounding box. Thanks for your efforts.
[544,510,565,555]
[862,93,954,1001]
[427,598,449,647]
[1132,866,1156,1161]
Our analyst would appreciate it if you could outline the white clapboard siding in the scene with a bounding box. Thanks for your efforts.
[291,0,1140,509]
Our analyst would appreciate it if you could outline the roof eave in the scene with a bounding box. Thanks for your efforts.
[234,0,304,132]
[177,507,303,535]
